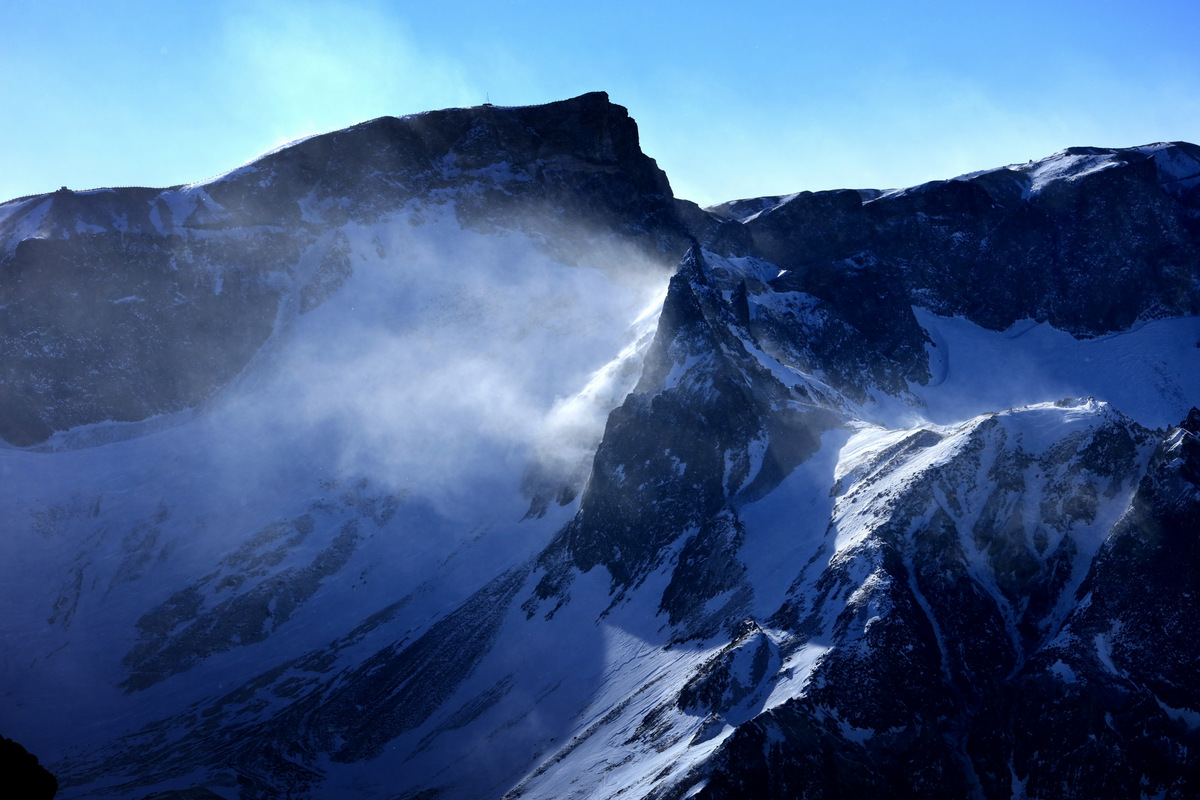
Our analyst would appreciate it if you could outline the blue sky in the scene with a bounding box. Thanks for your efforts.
[3,0,1198,206]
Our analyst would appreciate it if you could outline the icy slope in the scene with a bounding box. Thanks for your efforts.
[2,214,669,797]
[2,96,1199,800]
[909,309,1200,429]
[491,249,1194,799]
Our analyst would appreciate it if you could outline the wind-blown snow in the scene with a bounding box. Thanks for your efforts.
[4,129,1200,800]
[1023,150,1123,196]
[1143,142,1200,192]
[0,205,668,770]
[2,197,53,244]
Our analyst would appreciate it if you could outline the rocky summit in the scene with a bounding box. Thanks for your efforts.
[1,93,1198,800]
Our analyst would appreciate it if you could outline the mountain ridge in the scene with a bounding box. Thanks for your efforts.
[0,92,707,448]
[1,94,1199,799]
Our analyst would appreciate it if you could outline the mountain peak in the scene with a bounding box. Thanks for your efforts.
[4,95,1200,800]
[0,93,698,447]
[193,91,673,222]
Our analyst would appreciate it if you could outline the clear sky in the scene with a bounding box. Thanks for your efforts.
[3,0,1199,207]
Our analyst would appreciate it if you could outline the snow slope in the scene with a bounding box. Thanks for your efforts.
[0,204,667,780]
[2,101,1198,799]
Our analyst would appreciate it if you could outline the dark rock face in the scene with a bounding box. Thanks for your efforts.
[198,91,701,260]
[515,193,1191,797]
[9,95,1200,800]
[447,136,1200,797]
[1,735,58,799]
[764,257,933,399]
[671,410,1197,800]
[0,92,707,446]
[120,493,389,692]
[64,566,533,800]
[529,250,839,632]
[725,142,1200,338]
[997,409,1200,799]
[0,229,295,446]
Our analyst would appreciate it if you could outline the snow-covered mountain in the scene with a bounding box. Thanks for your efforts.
[2,93,1198,799]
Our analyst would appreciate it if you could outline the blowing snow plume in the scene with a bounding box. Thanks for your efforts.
[0,92,697,780]
[3,96,1200,800]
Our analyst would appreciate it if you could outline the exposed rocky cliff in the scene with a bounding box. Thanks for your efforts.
[0,92,703,446]
[2,95,1199,800]
[0,735,58,799]
[721,143,1200,338]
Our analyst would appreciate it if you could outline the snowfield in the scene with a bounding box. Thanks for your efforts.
[1,99,1197,799]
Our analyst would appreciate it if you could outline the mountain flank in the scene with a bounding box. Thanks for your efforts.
[1,94,1199,800]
